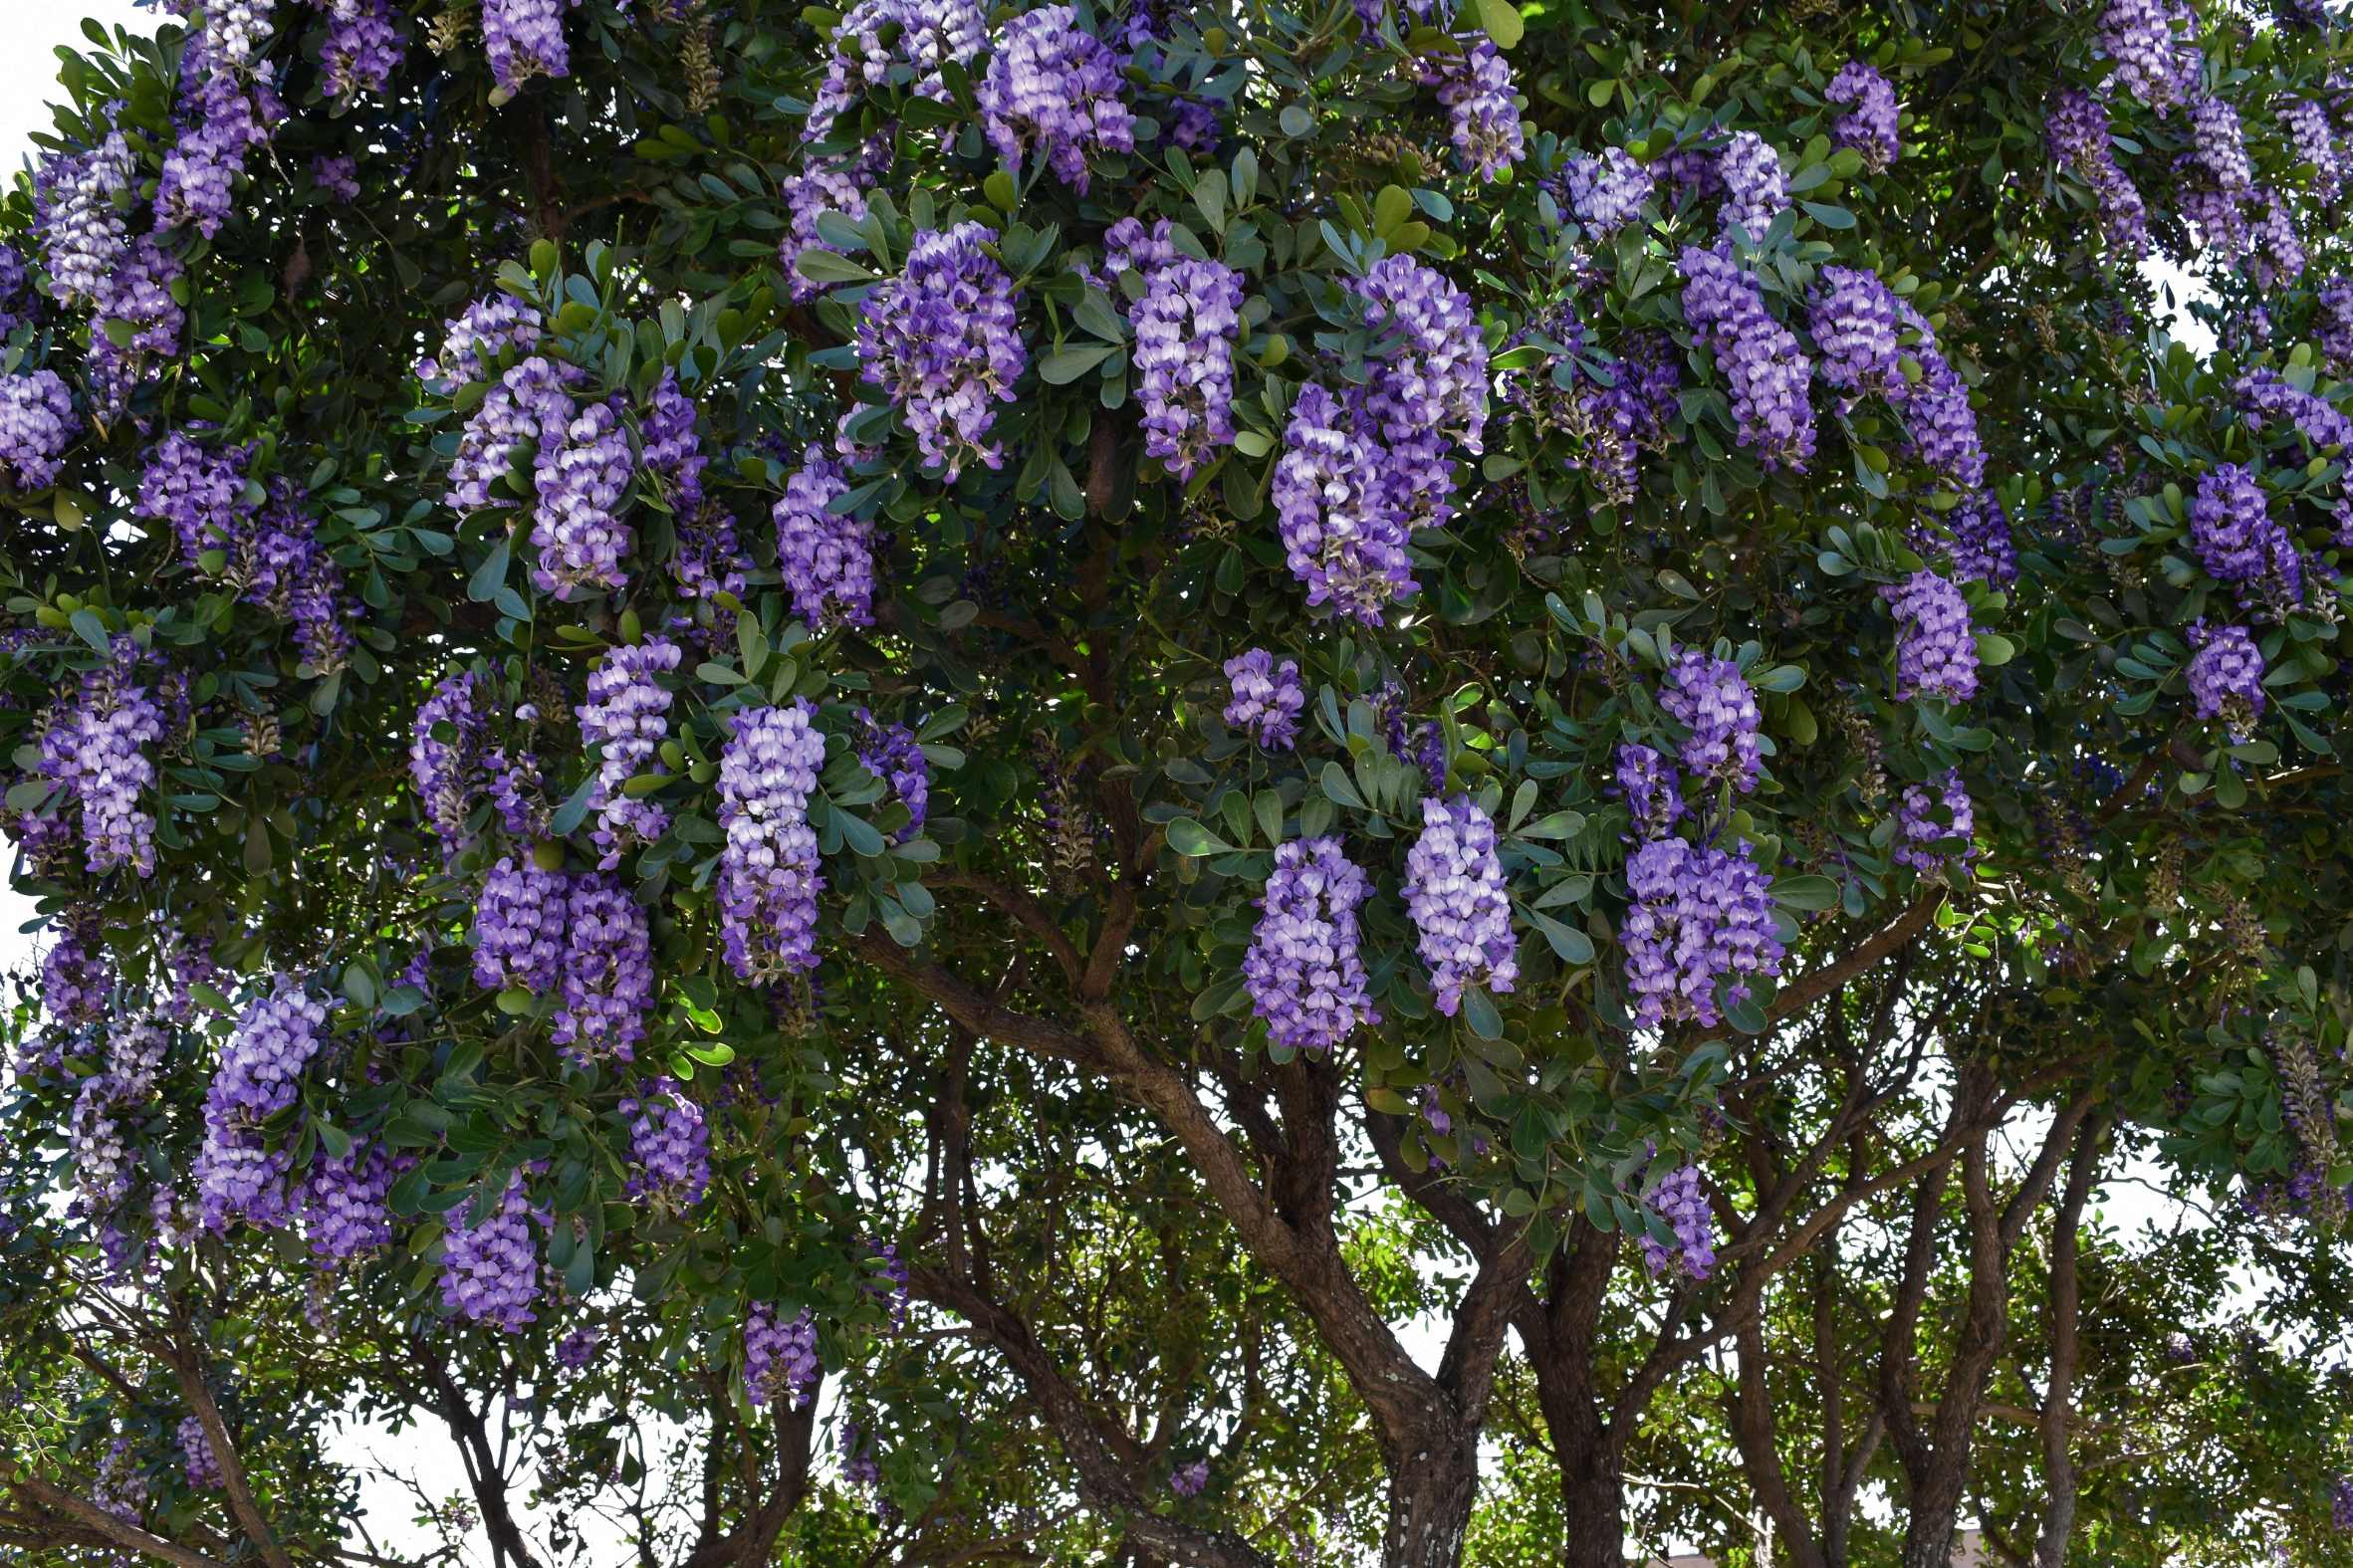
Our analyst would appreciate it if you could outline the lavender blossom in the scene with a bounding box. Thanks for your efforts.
[1891,301,1984,489]
[640,369,706,515]
[1717,132,1788,240]
[1428,38,1524,182]
[43,644,165,876]
[2187,97,2252,196]
[36,130,135,308]
[2237,367,2353,455]
[804,0,988,144]
[156,74,277,240]
[1825,61,1899,170]
[482,0,570,93]
[718,700,828,983]
[410,669,490,846]
[978,6,1134,191]
[41,907,111,1033]
[2190,462,2299,604]
[0,371,82,491]
[440,1171,541,1331]
[532,397,636,596]
[1892,770,1976,873]
[448,356,578,511]
[1560,147,1652,234]
[2253,192,2307,290]
[2045,90,2149,256]
[745,1302,822,1409]
[554,874,654,1064]
[1243,836,1379,1054]
[1222,649,1305,750]
[1133,259,1244,478]
[1883,570,1980,704]
[1677,245,1814,471]
[856,223,1027,479]
[1637,1164,1715,1279]
[621,1077,711,1211]
[1272,382,1415,624]
[2283,99,2340,203]
[2322,278,2353,376]
[1101,216,1178,279]
[1620,837,1784,1029]
[421,296,546,386]
[779,158,876,301]
[1807,265,1905,403]
[302,1143,398,1266]
[193,979,327,1232]
[69,1013,165,1210]
[1616,743,1686,839]
[2187,620,2265,739]
[578,638,682,866]
[178,1419,222,1491]
[473,855,572,994]
[1171,1459,1210,1497]
[2099,0,2199,116]
[774,443,876,629]
[1659,650,1762,793]
[0,245,33,336]
[1403,797,1519,1015]
[320,0,404,99]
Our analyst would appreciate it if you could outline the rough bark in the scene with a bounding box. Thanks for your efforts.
[0,1465,229,1568]
[2034,1116,2106,1568]
[1733,1321,1830,1568]
[162,1328,293,1568]
[406,1341,548,1568]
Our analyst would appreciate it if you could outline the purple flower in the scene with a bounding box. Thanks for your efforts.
[1357,254,1488,456]
[2236,367,2353,455]
[2189,462,2299,607]
[2283,100,2339,204]
[1659,650,1761,793]
[0,370,82,491]
[320,0,404,99]
[1272,382,1415,625]
[1615,742,1686,839]
[1223,649,1305,750]
[1890,301,1984,489]
[855,223,1027,479]
[36,129,135,307]
[1560,146,1652,234]
[671,507,748,609]
[2251,191,2307,290]
[1403,797,1519,1015]
[2187,98,2252,196]
[411,670,491,847]
[978,6,1134,191]
[2099,0,2199,116]
[70,1013,165,1209]
[2045,90,2149,256]
[621,1077,711,1212]
[0,245,34,336]
[554,874,654,1065]
[1170,1458,1210,1497]
[1134,259,1245,479]
[482,0,569,93]
[555,1327,600,1370]
[1892,769,1975,873]
[774,443,876,629]
[1883,570,1979,704]
[1575,331,1680,504]
[441,1171,542,1331]
[577,639,682,866]
[634,370,705,519]
[532,396,636,596]
[1620,838,1784,1029]
[1807,265,1905,403]
[302,1143,399,1266]
[193,978,328,1232]
[718,700,828,983]
[1717,131,1788,241]
[854,708,929,841]
[1101,216,1178,279]
[2187,620,2265,739]
[156,74,278,240]
[42,645,166,876]
[1940,492,2018,586]
[1637,1163,1715,1279]
[422,296,547,386]
[1244,836,1379,1054]
[745,1302,821,1409]
[473,854,572,994]
[89,238,186,412]
[1427,38,1524,182]
[179,1418,223,1490]
[448,356,579,511]
[1825,61,1899,170]
[2321,277,2353,376]
[1677,245,1814,472]
[41,908,111,1033]
[311,153,360,202]
[804,0,988,143]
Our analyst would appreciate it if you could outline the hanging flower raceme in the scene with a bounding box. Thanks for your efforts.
[775,443,876,628]
[554,875,654,1064]
[745,1302,822,1409]
[1717,131,1788,240]
[578,638,682,866]
[1659,650,1762,794]
[193,979,327,1232]
[533,397,637,596]
[410,669,491,847]
[640,369,707,514]
[89,239,185,414]
[1403,797,1519,1015]
[2283,99,2340,204]
[1559,147,1652,234]
[1807,265,1905,404]
[448,356,579,511]
[1637,1164,1716,1279]
[2186,97,2252,198]
[41,907,111,1035]
[319,0,404,99]
[856,222,1027,479]
[1883,570,1979,703]
[302,1144,399,1267]
[421,296,547,386]
[1133,258,1245,479]
[2189,461,2300,608]
[156,67,282,240]
[440,1170,542,1331]
[1936,492,2018,586]
[69,1013,165,1211]
[1223,649,1305,750]
[977,6,1134,191]
[1889,301,1984,489]
[179,1420,223,1491]
[0,370,83,491]
[0,245,34,335]
[2251,191,2306,290]
[1621,837,1784,1029]
[854,709,929,841]
[717,699,828,982]
[1616,743,1687,839]
[804,0,989,143]
[482,0,570,94]
[2099,0,2199,115]
[1825,61,1899,170]
[621,1077,711,1211]
[36,128,135,308]
[1893,770,1976,874]
[474,855,573,994]
[1244,836,1379,1054]
[2236,368,2353,457]
[1427,38,1524,182]
[2044,90,2149,256]
[1272,383,1415,625]
[2187,620,2265,739]
[1677,246,1814,472]
[1357,254,1489,456]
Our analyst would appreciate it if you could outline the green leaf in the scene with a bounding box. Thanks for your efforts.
[1461,985,1504,1039]
[1525,905,1595,964]
[1470,0,1523,48]
[1040,343,1118,384]
[1166,817,1238,856]
[794,249,878,285]
[837,811,887,857]
[68,608,110,654]
[550,772,599,835]
[1770,875,1840,910]
[1073,288,1128,342]
[468,542,510,602]
[1518,809,1585,839]
[4,781,51,811]
[1190,974,1249,1020]
[1319,762,1369,810]
[1799,201,1856,229]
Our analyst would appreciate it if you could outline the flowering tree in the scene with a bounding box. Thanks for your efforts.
[5,0,2353,1563]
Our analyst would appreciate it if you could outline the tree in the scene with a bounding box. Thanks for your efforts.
[3,0,2353,1564]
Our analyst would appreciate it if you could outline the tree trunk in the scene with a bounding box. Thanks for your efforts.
[1518,1221,1625,1568]
[2034,1116,2105,1568]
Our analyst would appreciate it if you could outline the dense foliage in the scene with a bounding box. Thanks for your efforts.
[5,0,2353,1564]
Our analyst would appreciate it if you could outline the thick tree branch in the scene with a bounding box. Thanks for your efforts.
[1766,891,1947,1024]
[161,1327,294,1568]
[2,1467,227,1568]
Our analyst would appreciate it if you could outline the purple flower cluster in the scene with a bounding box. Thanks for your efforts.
[1678,246,1814,471]
[1575,332,1680,504]
[320,0,405,99]
[1560,147,1652,234]
[440,1171,542,1331]
[1357,254,1489,460]
[473,855,572,993]
[621,1077,711,1211]
[745,1302,822,1409]
[1621,837,1784,1029]
[36,129,135,307]
[1637,1164,1715,1279]
[1893,770,1976,874]
[310,153,359,202]
[640,370,707,514]
[410,669,491,846]
[2187,620,2265,739]
[2189,462,2299,605]
[856,223,1027,479]
[578,639,681,865]
[1659,650,1762,794]
[448,356,579,511]
[853,709,928,841]
[302,1144,397,1266]
[1883,570,1979,704]
[0,370,82,491]
[482,0,570,93]
[2237,367,2353,455]
[90,239,186,413]
[0,245,32,336]
[1825,61,1899,170]
[2177,174,2249,261]
[978,6,1133,191]
[1616,742,1686,839]
[69,1012,165,1210]
[421,296,546,386]
[245,481,356,675]
[1244,836,1378,1054]
[2187,98,2252,197]
[1273,384,1415,625]
[157,69,280,240]
[775,443,876,629]
[1171,1459,1210,1496]
[2045,90,2149,256]
[2321,277,2353,376]
[554,875,653,1065]
[555,1327,600,1370]
[1717,131,1789,241]
[2283,100,2340,203]
[1403,797,1519,1015]
[1134,259,1245,479]
[42,645,166,876]
[2099,0,2199,116]
[1807,265,1905,403]
[671,506,749,612]
[804,0,988,143]
[179,1418,222,1491]
[1102,216,1178,279]
[779,158,875,301]
[1428,39,1524,182]
[533,397,636,596]
[1890,301,1984,489]
[194,979,328,1232]
[42,907,111,1033]
[718,700,828,982]
[1223,649,1304,749]
[2252,191,2306,290]
[1938,491,2018,585]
